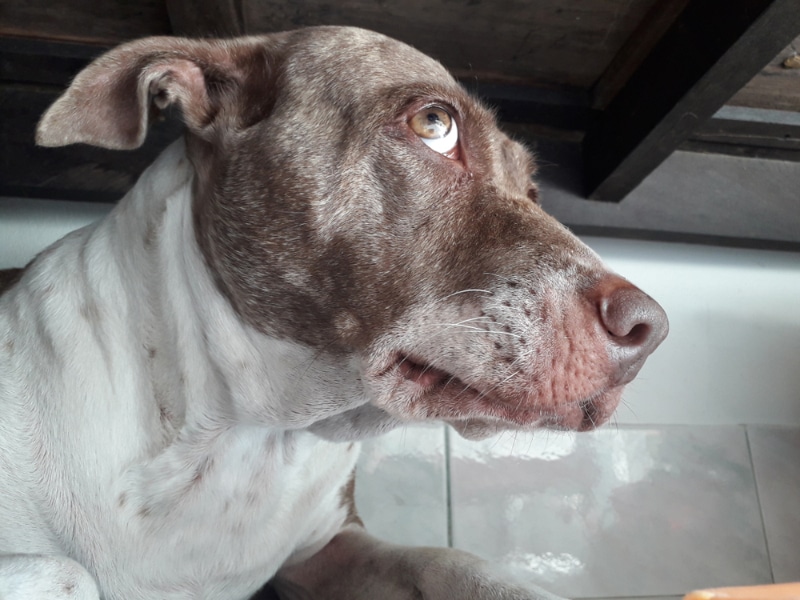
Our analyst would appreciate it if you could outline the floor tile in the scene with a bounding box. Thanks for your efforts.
[355,424,448,547]
[449,426,771,599]
[577,597,682,600]
[748,426,800,582]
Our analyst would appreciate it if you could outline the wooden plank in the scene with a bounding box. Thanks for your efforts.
[0,0,170,44]
[241,0,660,89]
[165,0,244,37]
[689,118,800,152]
[680,140,800,162]
[582,0,800,202]
[0,84,181,203]
[727,35,800,112]
[0,38,101,87]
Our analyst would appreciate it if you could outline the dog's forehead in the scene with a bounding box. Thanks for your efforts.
[279,26,460,98]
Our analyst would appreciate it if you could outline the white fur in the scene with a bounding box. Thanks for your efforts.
[0,141,364,600]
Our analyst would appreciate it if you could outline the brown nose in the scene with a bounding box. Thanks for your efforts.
[595,277,669,386]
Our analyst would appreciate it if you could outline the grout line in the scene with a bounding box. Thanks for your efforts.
[444,424,454,548]
[744,425,776,583]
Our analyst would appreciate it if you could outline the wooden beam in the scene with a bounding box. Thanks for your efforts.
[165,0,244,37]
[582,0,800,202]
[684,117,800,161]
[590,0,690,111]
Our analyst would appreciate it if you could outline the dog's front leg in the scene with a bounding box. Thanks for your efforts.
[0,553,100,600]
[269,525,567,600]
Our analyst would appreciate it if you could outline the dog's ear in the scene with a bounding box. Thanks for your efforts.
[36,37,276,150]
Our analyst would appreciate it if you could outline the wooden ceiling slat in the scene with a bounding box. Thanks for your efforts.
[165,0,244,38]
[0,0,170,44]
[727,35,800,113]
[582,0,800,202]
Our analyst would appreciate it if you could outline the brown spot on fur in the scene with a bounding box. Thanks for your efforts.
[188,456,213,489]
[159,404,171,424]
[118,493,127,508]
[79,300,101,323]
[143,221,156,249]
[339,469,362,527]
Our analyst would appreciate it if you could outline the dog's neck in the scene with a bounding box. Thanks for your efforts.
[64,139,370,437]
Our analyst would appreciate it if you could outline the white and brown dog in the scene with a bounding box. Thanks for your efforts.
[0,26,668,600]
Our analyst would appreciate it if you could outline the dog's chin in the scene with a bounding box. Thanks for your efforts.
[446,392,622,440]
[376,353,624,438]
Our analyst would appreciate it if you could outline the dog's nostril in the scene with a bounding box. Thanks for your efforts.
[606,321,651,346]
[595,277,669,385]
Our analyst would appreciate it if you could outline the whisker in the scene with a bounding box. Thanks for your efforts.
[440,288,493,300]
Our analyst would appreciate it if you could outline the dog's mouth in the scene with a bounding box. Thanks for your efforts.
[381,352,621,435]
[395,353,464,390]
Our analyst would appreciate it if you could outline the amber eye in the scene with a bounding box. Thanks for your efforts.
[409,106,458,156]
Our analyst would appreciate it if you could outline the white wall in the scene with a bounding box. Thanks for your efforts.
[2,197,799,426]
[0,197,111,268]
[588,237,800,426]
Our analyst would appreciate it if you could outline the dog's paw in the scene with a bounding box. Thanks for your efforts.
[0,554,100,600]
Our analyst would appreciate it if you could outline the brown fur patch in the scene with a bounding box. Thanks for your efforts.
[339,469,362,527]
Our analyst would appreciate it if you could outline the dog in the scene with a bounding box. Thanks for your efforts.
[0,26,668,600]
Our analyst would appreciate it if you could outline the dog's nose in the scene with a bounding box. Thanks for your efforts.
[594,276,669,385]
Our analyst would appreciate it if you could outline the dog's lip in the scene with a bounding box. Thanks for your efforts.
[382,352,622,432]
[382,351,494,405]
[393,353,464,390]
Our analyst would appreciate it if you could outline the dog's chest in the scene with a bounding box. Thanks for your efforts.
[107,427,359,599]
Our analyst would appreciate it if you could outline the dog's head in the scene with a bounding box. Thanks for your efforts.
[37,27,667,439]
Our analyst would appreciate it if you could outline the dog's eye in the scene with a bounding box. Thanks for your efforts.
[409,106,458,157]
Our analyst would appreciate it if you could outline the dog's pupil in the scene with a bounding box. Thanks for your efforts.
[426,111,448,136]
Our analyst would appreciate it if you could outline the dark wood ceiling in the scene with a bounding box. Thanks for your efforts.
[2,0,799,207]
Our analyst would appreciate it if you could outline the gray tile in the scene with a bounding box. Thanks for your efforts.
[748,426,800,582]
[355,424,448,547]
[449,426,771,599]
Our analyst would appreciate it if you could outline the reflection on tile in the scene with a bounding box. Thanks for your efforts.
[355,424,448,547]
[748,426,800,582]
[449,426,771,599]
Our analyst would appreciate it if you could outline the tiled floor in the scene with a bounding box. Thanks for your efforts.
[355,424,800,600]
